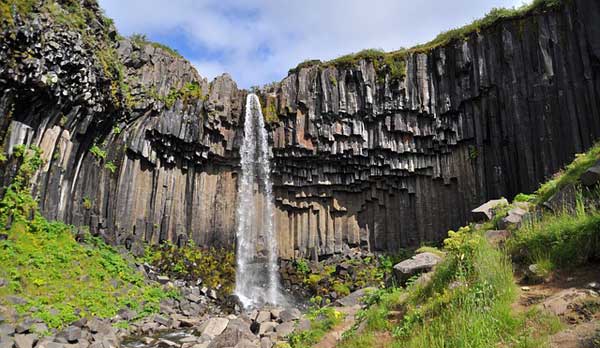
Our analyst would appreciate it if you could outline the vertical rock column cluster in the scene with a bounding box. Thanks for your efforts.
[1,0,600,259]
[267,0,600,258]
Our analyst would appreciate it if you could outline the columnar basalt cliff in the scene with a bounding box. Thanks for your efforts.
[1,0,599,259]
[267,0,600,258]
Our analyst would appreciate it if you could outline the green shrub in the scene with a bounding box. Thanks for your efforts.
[145,242,235,294]
[89,145,107,160]
[0,145,42,226]
[104,161,117,173]
[262,101,279,124]
[294,258,310,274]
[514,193,536,203]
[507,208,600,269]
[332,282,351,297]
[82,197,92,210]
[163,82,204,108]
[288,307,345,348]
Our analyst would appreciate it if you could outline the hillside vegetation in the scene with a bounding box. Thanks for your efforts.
[0,146,176,330]
[290,142,600,348]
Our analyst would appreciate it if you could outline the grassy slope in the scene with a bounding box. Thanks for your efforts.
[333,143,600,348]
[0,146,175,330]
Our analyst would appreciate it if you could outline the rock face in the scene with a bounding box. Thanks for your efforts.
[2,0,600,258]
[265,0,600,258]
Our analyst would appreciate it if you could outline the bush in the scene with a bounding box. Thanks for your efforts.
[145,242,235,294]
[507,208,600,269]
[89,145,107,160]
[288,307,344,348]
[104,161,117,173]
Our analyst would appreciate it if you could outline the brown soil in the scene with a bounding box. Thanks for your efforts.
[314,305,360,348]
[512,263,600,348]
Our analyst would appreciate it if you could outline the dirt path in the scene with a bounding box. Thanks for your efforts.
[313,305,360,348]
[512,264,600,347]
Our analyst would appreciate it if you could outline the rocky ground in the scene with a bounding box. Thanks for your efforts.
[515,265,600,348]
[0,256,380,348]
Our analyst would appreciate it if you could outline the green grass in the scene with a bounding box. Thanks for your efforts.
[0,146,176,329]
[414,246,445,258]
[338,225,562,348]
[130,33,183,59]
[535,142,600,203]
[0,0,38,27]
[507,206,600,269]
[162,82,204,108]
[288,307,345,348]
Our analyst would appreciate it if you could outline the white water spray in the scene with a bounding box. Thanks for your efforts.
[234,93,284,309]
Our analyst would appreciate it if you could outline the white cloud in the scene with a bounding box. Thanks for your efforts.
[99,0,527,87]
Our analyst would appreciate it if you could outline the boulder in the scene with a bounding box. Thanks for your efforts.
[208,319,255,348]
[471,199,508,221]
[274,322,294,338]
[0,324,15,336]
[295,319,311,333]
[156,275,170,284]
[153,315,171,327]
[259,337,272,348]
[269,309,282,321]
[233,339,258,348]
[0,337,14,348]
[258,322,276,336]
[543,184,577,214]
[524,264,547,284]
[278,309,300,322]
[542,288,598,316]
[393,252,442,283]
[334,287,376,307]
[61,326,81,343]
[200,318,229,338]
[13,334,36,348]
[580,161,600,187]
[498,207,529,230]
[254,311,271,324]
[186,294,203,304]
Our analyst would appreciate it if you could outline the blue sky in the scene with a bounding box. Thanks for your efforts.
[99,0,527,88]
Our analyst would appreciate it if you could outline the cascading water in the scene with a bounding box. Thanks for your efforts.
[234,93,284,309]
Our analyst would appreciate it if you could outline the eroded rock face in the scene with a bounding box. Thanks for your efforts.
[1,0,600,259]
[266,0,600,258]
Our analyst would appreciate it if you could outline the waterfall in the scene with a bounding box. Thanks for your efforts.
[234,93,283,309]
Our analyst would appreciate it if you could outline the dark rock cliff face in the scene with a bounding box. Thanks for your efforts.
[1,0,600,259]
[267,0,600,258]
